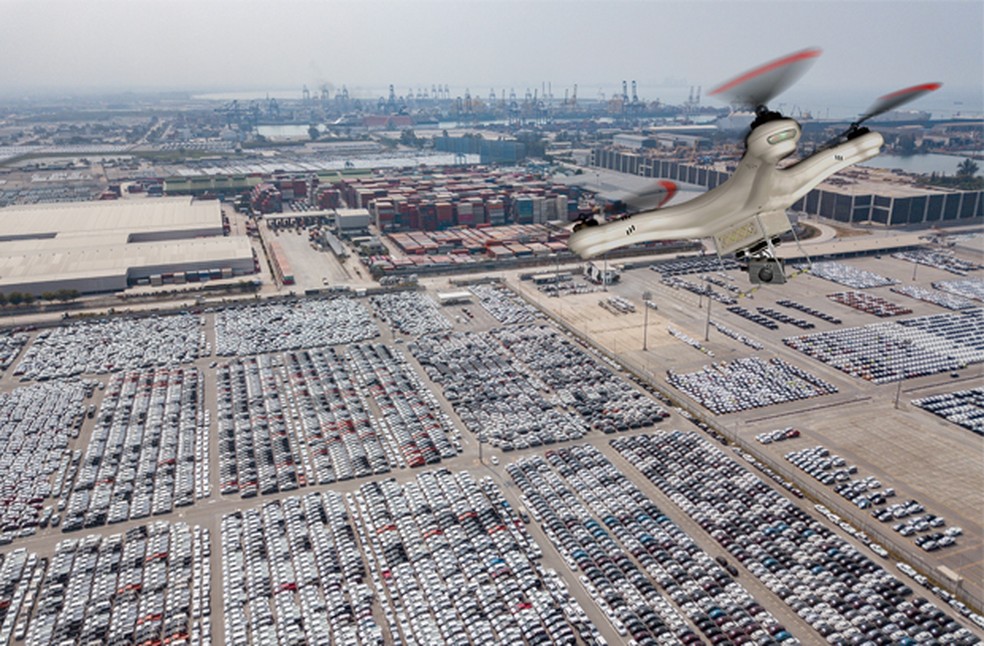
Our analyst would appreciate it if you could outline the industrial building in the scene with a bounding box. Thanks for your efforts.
[591,148,984,226]
[0,197,255,295]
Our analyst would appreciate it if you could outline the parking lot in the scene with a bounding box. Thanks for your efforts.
[62,367,207,531]
[221,472,602,645]
[0,242,981,643]
[508,248,984,614]
[613,431,979,644]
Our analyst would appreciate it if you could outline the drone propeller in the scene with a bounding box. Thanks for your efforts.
[709,48,822,113]
[858,82,942,125]
[820,82,942,150]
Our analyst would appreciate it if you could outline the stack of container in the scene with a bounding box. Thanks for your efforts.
[435,202,454,228]
[250,184,282,214]
[486,199,505,225]
[315,187,341,209]
[371,200,396,230]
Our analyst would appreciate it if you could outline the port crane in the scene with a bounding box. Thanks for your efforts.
[568,48,940,284]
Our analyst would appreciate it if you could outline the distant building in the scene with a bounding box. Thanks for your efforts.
[335,208,372,236]
[0,197,254,295]
[591,148,983,226]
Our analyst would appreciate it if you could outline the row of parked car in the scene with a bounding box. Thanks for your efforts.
[346,343,461,467]
[221,470,597,646]
[369,291,452,336]
[891,285,976,311]
[755,427,801,445]
[355,470,596,645]
[668,326,715,357]
[0,380,90,542]
[490,325,668,433]
[509,445,789,645]
[221,492,382,646]
[17,522,211,646]
[667,357,838,415]
[469,283,540,325]
[828,292,913,318]
[776,299,843,325]
[803,261,896,289]
[219,348,383,498]
[613,431,979,645]
[0,331,29,372]
[784,444,963,552]
[601,296,637,315]
[726,306,780,331]
[13,314,204,381]
[662,276,738,306]
[62,368,206,532]
[708,321,764,350]
[892,249,981,277]
[783,309,984,384]
[756,307,815,330]
[935,279,984,303]
[912,387,984,435]
[213,297,379,357]
[217,341,463,498]
[649,257,740,278]
[537,276,600,298]
[410,330,590,450]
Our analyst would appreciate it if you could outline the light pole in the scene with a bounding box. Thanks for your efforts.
[704,276,713,342]
[603,254,609,292]
[642,290,652,351]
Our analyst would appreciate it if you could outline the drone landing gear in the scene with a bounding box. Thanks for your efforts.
[739,237,787,285]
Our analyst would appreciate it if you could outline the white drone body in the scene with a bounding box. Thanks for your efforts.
[568,119,883,260]
[566,48,938,284]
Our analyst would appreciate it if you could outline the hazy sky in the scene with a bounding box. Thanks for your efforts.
[2,0,982,110]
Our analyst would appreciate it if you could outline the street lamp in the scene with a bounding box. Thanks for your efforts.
[642,290,652,351]
[703,276,713,342]
[603,253,609,292]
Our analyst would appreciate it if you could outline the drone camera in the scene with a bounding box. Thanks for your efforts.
[749,258,787,284]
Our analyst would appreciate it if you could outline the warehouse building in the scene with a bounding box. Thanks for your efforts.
[0,197,255,295]
[591,148,984,226]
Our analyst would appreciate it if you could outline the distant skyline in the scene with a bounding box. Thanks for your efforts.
[2,0,982,116]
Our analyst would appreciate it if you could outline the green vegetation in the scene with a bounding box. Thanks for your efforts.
[40,289,81,302]
[400,129,425,149]
[0,292,35,306]
[0,289,79,308]
[918,158,984,191]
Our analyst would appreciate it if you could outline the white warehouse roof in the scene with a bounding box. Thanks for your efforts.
[0,197,254,295]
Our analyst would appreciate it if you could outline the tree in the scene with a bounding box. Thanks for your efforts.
[7,292,23,306]
[22,293,34,305]
[308,125,320,141]
[957,158,979,179]
[400,129,423,149]
[0,293,6,306]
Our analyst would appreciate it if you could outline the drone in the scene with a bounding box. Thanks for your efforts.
[567,48,940,284]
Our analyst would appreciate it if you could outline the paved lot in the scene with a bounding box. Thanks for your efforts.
[0,240,982,644]
[508,248,984,611]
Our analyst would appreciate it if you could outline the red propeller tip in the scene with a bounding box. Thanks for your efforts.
[878,82,942,101]
[709,48,823,97]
